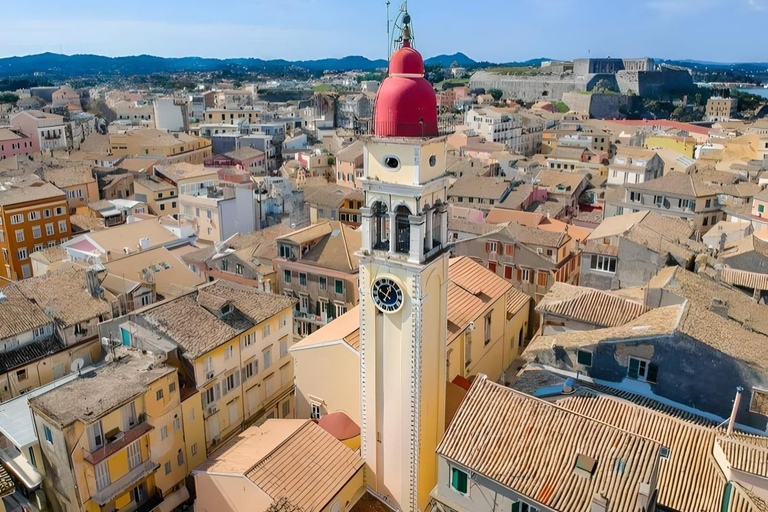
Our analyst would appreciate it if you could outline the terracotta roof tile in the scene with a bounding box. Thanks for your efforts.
[536,283,650,327]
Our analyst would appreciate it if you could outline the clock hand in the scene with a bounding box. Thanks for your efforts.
[383,285,392,301]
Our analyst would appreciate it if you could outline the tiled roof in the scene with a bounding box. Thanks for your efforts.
[335,140,365,162]
[0,175,66,206]
[438,376,661,512]
[279,221,360,273]
[0,335,64,373]
[16,265,111,328]
[0,465,13,497]
[155,163,219,181]
[536,283,650,327]
[303,184,364,209]
[535,169,587,192]
[42,166,95,189]
[547,146,588,160]
[448,176,509,200]
[557,393,724,512]
[0,284,51,340]
[142,282,295,359]
[224,147,264,160]
[198,420,363,512]
[720,267,768,290]
[631,172,719,197]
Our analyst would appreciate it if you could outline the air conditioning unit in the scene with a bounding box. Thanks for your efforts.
[208,405,219,415]
[205,371,215,380]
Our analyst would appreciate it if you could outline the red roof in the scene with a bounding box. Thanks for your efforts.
[374,37,437,138]
[317,412,360,441]
[605,119,709,135]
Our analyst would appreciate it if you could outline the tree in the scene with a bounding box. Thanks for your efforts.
[0,92,19,105]
[488,88,504,101]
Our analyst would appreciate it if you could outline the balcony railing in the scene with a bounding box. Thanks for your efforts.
[84,422,153,465]
[93,459,159,506]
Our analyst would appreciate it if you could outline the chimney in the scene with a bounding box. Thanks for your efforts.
[139,237,150,251]
[590,493,608,512]
[727,386,744,435]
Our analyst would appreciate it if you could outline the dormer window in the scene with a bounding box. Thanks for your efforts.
[221,304,231,315]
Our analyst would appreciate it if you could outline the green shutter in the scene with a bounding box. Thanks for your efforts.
[760,205,765,213]
[647,363,659,383]
[721,482,733,512]
[512,503,520,512]
[628,358,640,379]
[451,468,468,493]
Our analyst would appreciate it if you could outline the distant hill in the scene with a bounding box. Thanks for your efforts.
[0,53,390,77]
[424,53,476,67]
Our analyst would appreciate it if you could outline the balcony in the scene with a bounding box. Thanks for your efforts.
[0,446,42,491]
[294,310,328,326]
[84,422,153,465]
[93,459,159,506]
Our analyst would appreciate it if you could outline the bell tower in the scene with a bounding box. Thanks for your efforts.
[358,12,448,512]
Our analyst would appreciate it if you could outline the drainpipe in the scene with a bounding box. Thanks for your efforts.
[727,386,744,436]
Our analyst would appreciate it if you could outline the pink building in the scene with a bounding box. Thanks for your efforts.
[335,140,365,189]
[204,147,266,175]
[437,86,470,110]
[10,110,69,152]
[0,128,33,161]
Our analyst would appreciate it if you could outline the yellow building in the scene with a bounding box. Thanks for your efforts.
[644,135,697,158]
[42,166,100,214]
[133,176,178,215]
[29,349,194,512]
[108,129,212,165]
[126,281,297,455]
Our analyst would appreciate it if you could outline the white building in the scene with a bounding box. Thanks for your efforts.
[465,107,524,153]
[153,98,188,132]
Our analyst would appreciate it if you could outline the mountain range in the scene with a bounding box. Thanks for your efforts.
[1,52,765,79]
[0,52,482,77]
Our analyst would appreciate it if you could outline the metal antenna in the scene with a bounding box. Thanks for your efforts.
[386,1,391,63]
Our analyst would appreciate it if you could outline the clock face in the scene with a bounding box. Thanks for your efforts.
[372,278,404,313]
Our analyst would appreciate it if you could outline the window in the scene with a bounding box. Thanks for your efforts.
[488,261,497,272]
[10,214,23,224]
[177,450,184,466]
[156,389,164,401]
[54,207,65,216]
[169,382,176,393]
[221,259,229,272]
[242,332,255,347]
[44,425,53,444]
[224,345,234,359]
[263,347,272,369]
[335,303,347,317]
[760,204,765,214]
[43,209,51,218]
[486,241,498,253]
[223,372,240,394]
[335,279,344,294]
[243,359,258,380]
[173,417,181,431]
[484,314,492,345]
[703,217,709,227]
[310,403,322,420]
[88,422,103,449]
[450,467,468,494]
[17,247,28,260]
[521,268,531,282]
[319,276,327,290]
[191,443,198,456]
[235,263,243,275]
[262,324,271,337]
[590,254,616,273]
[32,225,41,239]
[514,502,538,512]
[705,198,711,208]
[280,338,289,358]
[28,211,40,221]
[299,272,307,286]
[165,461,172,475]
[627,356,658,383]
[58,220,67,233]
[653,195,663,206]
[505,244,514,256]
[161,426,168,440]
[95,461,110,491]
[577,350,592,367]
[45,223,54,236]
[16,369,27,381]
[15,229,24,242]
[284,270,291,283]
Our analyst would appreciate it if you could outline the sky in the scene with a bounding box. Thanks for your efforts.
[1,0,767,63]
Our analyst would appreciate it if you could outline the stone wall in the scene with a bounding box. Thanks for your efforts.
[469,71,589,102]
[562,92,632,119]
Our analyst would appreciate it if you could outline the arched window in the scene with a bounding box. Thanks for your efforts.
[372,202,389,250]
[395,205,412,254]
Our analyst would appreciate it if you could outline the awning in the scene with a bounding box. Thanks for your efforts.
[1,453,42,490]
[152,485,189,512]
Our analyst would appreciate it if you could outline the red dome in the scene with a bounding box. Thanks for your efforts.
[374,41,438,138]
[389,41,424,76]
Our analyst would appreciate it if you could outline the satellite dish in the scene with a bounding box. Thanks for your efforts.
[71,358,85,373]
[101,337,111,346]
